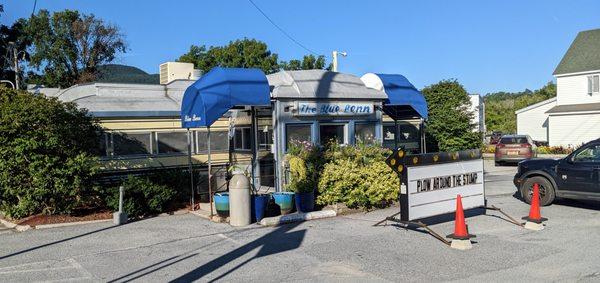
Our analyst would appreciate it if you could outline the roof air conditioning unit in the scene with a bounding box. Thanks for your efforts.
[159,62,194,85]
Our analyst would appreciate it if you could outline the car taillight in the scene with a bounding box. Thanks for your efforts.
[496,144,505,148]
[521,143,531,148]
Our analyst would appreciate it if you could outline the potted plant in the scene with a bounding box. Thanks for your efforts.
[285,141,322,213]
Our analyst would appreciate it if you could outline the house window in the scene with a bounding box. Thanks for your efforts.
[156,132,189,154]
[234,127,252,150]
[588,75,600,95]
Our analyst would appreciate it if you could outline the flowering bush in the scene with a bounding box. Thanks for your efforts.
[536,145,576,155]
[317,144,399,209]
[285,140,323,193]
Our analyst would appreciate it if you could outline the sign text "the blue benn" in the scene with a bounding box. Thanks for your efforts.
[296,102,373,116]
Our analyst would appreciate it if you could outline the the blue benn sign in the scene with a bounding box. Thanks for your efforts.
[295,102,374,116]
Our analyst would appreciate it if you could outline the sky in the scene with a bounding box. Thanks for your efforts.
[3,0,599,95]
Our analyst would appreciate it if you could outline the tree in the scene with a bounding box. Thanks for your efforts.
[178,38,280,74]
[0,87,102,219]
[484,82,556,133]
[178,38,331,74]
[280,54,331,71]
[0,18,30,88]
[421,80,482,152]
[26,9,126,87]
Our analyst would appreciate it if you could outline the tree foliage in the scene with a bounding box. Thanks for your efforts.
[421,79,482,152]
[178,38,280,74]
[26,9,127,87]
[484,82,556,133]
[280,54,330,71]
[178,38,330,74]
[0,87,102,219]
[0,18,30,88]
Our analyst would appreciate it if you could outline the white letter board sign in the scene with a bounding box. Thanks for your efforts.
[385,149,485,221]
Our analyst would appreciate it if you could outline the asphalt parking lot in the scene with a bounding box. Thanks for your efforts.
[2,160,600,282]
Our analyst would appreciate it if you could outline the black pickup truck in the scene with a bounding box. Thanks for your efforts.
[513,139,600,206]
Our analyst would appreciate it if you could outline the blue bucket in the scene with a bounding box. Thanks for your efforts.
[295,191,315,213]
[214,192,229,217]
[272,192,295,215]
[251,194,270,222]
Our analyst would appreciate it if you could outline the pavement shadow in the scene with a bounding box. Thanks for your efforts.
[0,223,125,261]
[169,222,306,282]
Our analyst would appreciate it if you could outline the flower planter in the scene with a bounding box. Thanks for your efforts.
[295,191,315,213]
[272,192,295,215]
[251,194,270,222]
[213,192,230,217]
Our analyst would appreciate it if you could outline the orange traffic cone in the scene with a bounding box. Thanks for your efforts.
[447,195,476,240]
[522,183,547,230]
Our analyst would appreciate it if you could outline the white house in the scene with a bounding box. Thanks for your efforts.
[468,94,486,133]
[515,97,556,143]
[516,28,600,146]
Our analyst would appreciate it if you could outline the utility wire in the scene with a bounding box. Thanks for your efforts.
[247,0,323,57]
[32,0,37,16]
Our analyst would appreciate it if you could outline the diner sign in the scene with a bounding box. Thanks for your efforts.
[385,148,485,221]
[295,102,374,116]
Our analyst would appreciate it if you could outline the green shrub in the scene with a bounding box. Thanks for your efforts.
[106,175,175,218]
[317,144,399,209]
[285,141,323,193]
[0,88,102,219]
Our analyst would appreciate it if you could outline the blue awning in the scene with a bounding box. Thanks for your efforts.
[181,67,270,128]
[374,74,428,120]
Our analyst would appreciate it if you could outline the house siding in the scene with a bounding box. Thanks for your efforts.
[548,113,600,146]
[556,72,600,105]
[516,100,556,142]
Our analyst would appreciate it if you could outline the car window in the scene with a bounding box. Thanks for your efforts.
[500,137,528,144]
[572,145,600,163]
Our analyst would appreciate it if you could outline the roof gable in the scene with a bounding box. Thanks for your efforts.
[553,29,600,75]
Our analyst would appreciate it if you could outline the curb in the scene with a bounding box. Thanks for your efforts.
[259,210,337,226]
[34,219,112,230]
[0,218,31,232]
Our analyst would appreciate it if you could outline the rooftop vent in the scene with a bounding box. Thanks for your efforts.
[159,62,195,84]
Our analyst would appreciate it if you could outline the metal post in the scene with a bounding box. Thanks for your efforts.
[208,126,213,217]
[251,107,258,191]
[118,186,124,213]
[187,128,195,211]
[394,120,398,149]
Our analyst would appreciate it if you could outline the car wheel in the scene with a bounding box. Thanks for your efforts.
[521,176,555,206]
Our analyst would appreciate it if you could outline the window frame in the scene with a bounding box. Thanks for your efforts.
[354,122,378,145]
[233,126,253,151]
[588,74,600,95]
[285,123,313,152]
[319,122,348,145]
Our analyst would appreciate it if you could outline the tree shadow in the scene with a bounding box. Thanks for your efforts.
[169,222,306,282]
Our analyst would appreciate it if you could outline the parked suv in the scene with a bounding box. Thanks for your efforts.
[495,135,536,165]
[513,138,600,206]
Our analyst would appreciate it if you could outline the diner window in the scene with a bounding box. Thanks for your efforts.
[97,132,109,157]
[355,123,377,144]
[157,132,189,154]
[286,124,312,150]
[197,130,229,153]
[112,132,152,156]
[234,127,252,150]
[320,124,345,145]
[259,126,273,150]
[382,122,420,153]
